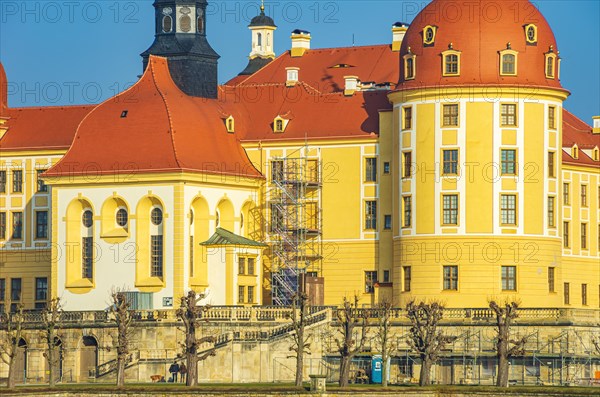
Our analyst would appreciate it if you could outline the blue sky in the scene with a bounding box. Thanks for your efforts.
[1,0,598,122]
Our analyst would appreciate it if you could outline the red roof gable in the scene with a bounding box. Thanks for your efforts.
[229,45,399,94]
[1,105,93,152]
[45,56,262,179]
[562,109,599,167]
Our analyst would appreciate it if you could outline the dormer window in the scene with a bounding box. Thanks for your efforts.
[274,116,289,133]
[423,25,437,46]
[404,50,416,80]
[225,116,235,133]
[572,145,579,159]
[442,48,461,77]
[593,147,599,161]
[286,67,299,86]
[524,24,537,45]
[499,48,518,76]
[545,49,557,79]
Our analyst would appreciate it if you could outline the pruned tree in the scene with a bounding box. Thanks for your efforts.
[374,300,397,387]
[593,336,600,355]
[108,290,135,387]
[289,292,311,387]
[177,290,216,386]
[489,300,528,387]
[41,298,63,387]
[406,300,454,386]
[0,302,25,389]
[334,295,367,388]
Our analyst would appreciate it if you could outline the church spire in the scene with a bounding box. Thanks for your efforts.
[238,2,277,76]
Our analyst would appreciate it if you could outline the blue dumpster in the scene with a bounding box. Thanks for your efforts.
[371,355,390,384]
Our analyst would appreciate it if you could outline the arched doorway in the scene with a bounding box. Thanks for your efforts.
[13,338,27,384]
[79,336,98,381]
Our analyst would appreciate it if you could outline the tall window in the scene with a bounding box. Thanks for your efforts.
[548,106,556,129]
[563,221,569,248]
[406,57,415,79]
[35,277,48,309]
[442,150,458,175]
[383,162,390,174]
[501,149,516,175]
[365,201,377,230]
[12,170,23,193]
[564,282,570,304]
[0,212,5,240]
[365,271,377,293]
[37,169,48,192]
[0,171,6,193]
[11,278,21,302]
[403,266,411,292]
[383,270,390,283]
[384,215,392,230]
[548,267,555,293]
[365,158,377,182]
[546,56,555,78]
[581,185,588,207]
[247,258,255,275]
[403,152,412,178]
[442,194,458,225]
[403,196,412,228]
[547,197,555,228]
[442,104,459,126]
[500,195,517,225]
[151,235,164,277]
[189,235,194,277]
[403,107,412,130]
[238,257,246,275]
[82,237,94,279]
[443,266,458,291]
[501,53,516,75]
[271,160,284,182]
[548,152,555,178]
[238,286,245,304]
[563,183,570,205]
[162,15,173,33]
[12,212,23,240]
[36,211,48,239]
[582,284,588,306]
[444,54,459,75]
[247,286,255,304]
[581,223,587,249]
[501,266,516,291]
[501,104,517,126]
[0,279,5,311]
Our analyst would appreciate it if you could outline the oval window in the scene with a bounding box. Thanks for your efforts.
[151,208,163,226]
[425,27,434,43]
[527,26,536,42]
[162,15,172,33]
[116,209,128,227]
[82,210,93,228]
[180,15,191,32]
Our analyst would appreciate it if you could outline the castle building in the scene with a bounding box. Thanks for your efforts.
[0,0,598,311]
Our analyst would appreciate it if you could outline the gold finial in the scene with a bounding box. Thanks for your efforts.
[260,0,265,13]
[448,42,453,49]
[507,42,511,49]
[549,45,554,52]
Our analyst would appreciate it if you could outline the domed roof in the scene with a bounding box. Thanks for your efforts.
[46,56,261,179]
[249,6,276,27]
[0,62,7,116]
[398,0,565,91]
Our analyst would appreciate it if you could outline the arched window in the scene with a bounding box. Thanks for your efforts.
[82,209,94,280]
[150,206,164,278]
[267,33,271,46]
[257,33,263,47]
[162,16,172,33]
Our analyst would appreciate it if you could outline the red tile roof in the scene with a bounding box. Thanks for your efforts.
[397,0,566,93]
[562,109,599,167]
[1,105,93,151]
[228,45,399,94]
[45,56,262,179]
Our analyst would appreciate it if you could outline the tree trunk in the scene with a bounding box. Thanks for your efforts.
[116,356,126,387]
[295,345,304,387]
[339,355,351,388]
[382,354,388,387]
[7,355,16,389]
[497,354,509,387]
[419,358,432,386]
[187,352,198,386]
[48,347,55,387]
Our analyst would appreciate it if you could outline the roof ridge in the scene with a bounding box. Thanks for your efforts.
[10,104,96,111]
[563,108,592,130]
[308,44,390,52]
[149,56,183,170]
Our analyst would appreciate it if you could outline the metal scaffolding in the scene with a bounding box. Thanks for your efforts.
[268,152,322,306]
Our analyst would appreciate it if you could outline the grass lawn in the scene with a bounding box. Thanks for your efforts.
[1,383,599,395]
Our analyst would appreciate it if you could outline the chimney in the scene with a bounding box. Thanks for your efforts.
[286,67,299,86]
[291,29,311,57]
[392,22,409,52]
[344,76,360,96]
[593,116,600,134]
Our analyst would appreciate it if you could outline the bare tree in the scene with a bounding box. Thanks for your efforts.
[108,290,135,387]
[289,292,311,387]
[0,302,25,389]
[177,290,216,386]
[593,336,600,355]
[41,298,63,387]
[334,295,367,388]
[489,300,528,387]
[406,300,454,386]
[374,300,397,387]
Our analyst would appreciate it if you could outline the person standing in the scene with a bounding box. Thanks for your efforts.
[179,362,187,384]
[168,361,179,382]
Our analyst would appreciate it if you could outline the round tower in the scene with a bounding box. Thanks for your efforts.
[238,2,277,76]
[389,0,570,308]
